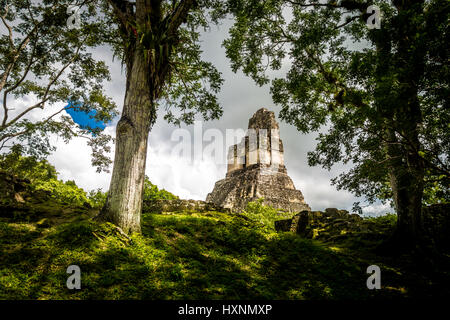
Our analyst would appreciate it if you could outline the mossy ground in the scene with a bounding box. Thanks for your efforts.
[0,204,449,300]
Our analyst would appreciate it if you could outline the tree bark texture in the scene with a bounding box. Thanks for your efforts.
[97,0,194,233]
[98,48,153,234]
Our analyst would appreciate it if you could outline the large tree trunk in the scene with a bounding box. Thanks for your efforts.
[97,49,153,234]
[384,76,425,248]
[387,138,425,247]
[378,1,427,249]
[95,0,194,233]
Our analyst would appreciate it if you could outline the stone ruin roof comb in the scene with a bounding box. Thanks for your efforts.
[248,108,279,130]
[206,108,310,213]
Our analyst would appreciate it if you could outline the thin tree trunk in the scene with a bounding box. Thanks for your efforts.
[97,48,153,234]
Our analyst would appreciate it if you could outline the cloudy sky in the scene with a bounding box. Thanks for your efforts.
[5,18,392,216]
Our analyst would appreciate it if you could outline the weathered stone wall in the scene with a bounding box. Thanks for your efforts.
[143,199,227,213]
[275,208,371,242]
[276,205,450,248]
[0,170,30,205]
[0,170,55,221]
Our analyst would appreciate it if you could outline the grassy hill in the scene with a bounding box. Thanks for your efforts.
[1,154,449,299]
[1,199,449,300]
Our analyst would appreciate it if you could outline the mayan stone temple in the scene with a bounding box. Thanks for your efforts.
[206,108,311,213]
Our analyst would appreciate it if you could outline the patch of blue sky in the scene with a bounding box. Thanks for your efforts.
[65,100,110,133]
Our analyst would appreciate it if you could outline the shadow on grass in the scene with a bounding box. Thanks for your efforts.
[91,212,379,299]
[1,212,448,299]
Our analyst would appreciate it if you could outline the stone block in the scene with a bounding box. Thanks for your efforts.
[275,219,292,232]
[290,211,310,234]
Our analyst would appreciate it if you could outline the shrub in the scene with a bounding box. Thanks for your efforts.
[364,213,397,226]
[143,176,178,201]
[0,151,177,208]
[242,199,293,232]
[34,179,90,207]
[87,189,108,209]
[0,150,89,207]
[0,150,57,182]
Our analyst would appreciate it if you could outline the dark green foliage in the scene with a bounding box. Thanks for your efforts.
[0,0,118,171]
[159,11,225,126]
[0,149,57,182]
[364,213,397,226]
[96,0,226,127]
[0,151,93,207]
[220,0,449,209]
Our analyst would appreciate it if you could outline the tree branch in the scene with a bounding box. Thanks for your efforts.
[166,0,196,36]
[0,104,77,146]
[106,0,135,29]
[0,22,40,93]
[285,0,367,12]
[335,14,362,29]
[0,3,14,49]
[1,42,84,129]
